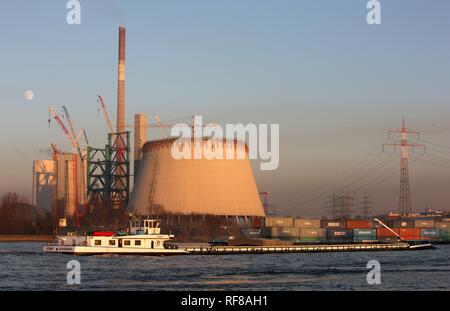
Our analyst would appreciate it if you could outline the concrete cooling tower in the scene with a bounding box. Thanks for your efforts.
[129,138,265,217]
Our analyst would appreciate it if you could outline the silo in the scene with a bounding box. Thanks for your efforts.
[129,138,265,218]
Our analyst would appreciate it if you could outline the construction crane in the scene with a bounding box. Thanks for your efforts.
[97,95,114,134]
[48,107,77,154]
[61,106,88,162]
[48,107,88,221]
[62,106,78,144]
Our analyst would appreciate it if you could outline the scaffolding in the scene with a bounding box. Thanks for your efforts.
[87,131,131,210]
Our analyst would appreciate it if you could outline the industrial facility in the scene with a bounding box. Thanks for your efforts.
[33,25,265,232]
[31,25,449,244]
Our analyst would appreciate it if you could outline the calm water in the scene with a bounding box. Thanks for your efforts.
[0,242,449,290]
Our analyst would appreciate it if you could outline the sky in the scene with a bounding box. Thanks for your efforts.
[1,0,450,217]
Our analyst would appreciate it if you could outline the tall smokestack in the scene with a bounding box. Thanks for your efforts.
[115,25,127,208]
[117,25,126,133]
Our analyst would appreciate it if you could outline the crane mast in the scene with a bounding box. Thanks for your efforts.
[48,107,77,153]
[97,95,115,134]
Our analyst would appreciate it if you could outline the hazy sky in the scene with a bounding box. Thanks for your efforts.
[1,0,450,217]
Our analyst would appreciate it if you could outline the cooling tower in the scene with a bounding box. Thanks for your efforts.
[129,138,265,217]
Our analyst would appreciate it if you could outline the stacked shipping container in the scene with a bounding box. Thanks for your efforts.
[256,216,450,243]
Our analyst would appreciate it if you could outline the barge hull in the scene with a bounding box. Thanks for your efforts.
[43,242,430,256]
[43,245,188,256]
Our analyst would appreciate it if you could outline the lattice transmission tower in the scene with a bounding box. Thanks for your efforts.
[383,118,425,216]
[359,194,373,219]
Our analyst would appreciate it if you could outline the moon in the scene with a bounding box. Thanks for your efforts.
[24,90,34,101]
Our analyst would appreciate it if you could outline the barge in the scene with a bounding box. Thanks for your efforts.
[43,216,432,256]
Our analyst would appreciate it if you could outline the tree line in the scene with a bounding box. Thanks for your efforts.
[0,192,53,235]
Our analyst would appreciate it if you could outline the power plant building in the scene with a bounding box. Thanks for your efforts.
[129,138,265,217]
[32,160,55,212]
[32,152,86,219]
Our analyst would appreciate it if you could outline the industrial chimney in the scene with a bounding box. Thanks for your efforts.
[115,25,127,205]
[117,25,126,134]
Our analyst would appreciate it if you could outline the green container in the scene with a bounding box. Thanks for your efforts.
[439,229,450,238]
[295,237,328,243]
[354,236,377,243]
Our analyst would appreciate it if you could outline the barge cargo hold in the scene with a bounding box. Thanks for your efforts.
[178,242,432,255]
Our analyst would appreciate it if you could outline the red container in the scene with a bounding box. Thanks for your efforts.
[397,228,420,237]
[252,217,261,228]
[377,228,398,237]
[397,228,420,240]
[92,231,115,237]
[346,220,373,229]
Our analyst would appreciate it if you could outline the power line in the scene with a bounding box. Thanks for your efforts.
[419,139,450,150]
[286,146,383,204]
[284,151,389,208]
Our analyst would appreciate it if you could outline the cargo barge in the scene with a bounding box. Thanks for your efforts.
[176,242,431,255]
[249,215,450,244]
[43,216,432,256]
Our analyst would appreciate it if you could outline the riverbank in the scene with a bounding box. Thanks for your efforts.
[0,235,53,242]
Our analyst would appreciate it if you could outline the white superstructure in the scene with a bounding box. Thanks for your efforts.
[43,218,188,256]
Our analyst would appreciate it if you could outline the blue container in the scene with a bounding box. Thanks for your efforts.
[420,228,439,238]
[353,229,377,237]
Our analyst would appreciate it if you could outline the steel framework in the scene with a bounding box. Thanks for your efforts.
[87,131,131,209]
[383,118,425,216]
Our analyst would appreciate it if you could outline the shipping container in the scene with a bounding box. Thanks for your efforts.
[353,236,377,243]
[378,236,401,242]
[401,237,421,241]
[295,237,328,243]
[420,229,439,239]
[414,220,435,228]
[261,226,299,238]
[294,218,321,228]
[397,228,421,236]
[327,239,353,244]
[327,229,353,239]
[377,228,398,237]
[439,229,450,237]
[397,228,420,240]
[353,229,377,237]
[299,228,327,238]
[434,221,450,229]
[389,220,414,228]
[240,228,262,238]
[264,217,294,227]
[321,220,346,229]
[346,220,373,229]
[252,217,262,228]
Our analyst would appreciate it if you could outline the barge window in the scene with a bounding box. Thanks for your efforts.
[94,240,101,246]
[124,240,130,246]
[109,240,116,246]
[135,240,141,246]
